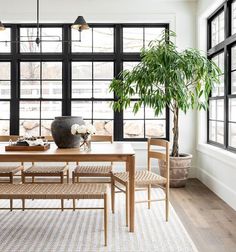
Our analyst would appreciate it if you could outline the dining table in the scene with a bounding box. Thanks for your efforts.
[0,142,136,232]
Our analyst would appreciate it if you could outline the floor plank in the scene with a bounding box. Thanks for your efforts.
[170,179,236,252]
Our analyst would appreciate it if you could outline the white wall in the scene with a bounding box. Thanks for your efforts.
[196,0,236,210]
[0,0,197,175]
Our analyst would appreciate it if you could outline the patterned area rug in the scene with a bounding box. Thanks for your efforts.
[0,189,198,252]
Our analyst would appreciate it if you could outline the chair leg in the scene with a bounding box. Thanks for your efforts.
[111,176,115,214]
[22,199,25,211]
[165,185,169,222]
[60,172,64,184]
[73,199,76,211]
[104,193,108,246]
[67,170,69,184]
[126,182,129,227]
[10,173,13,184]
[148,184,151,209]
[72,172,75,183]
[32,176,35,183]
[22,173,25,184]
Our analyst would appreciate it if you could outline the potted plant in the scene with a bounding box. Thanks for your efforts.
[109,31,221,187]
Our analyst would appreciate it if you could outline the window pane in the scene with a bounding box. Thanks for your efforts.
[231,46,236,70]
[42,62,62,79]
[20,81,40,98]
[229,98,236,122]
[0,101,10,119]
[209,100,216,120]
[42,81,62,98]
[72,62,92,79]
[229,123,236,148]
[145,107,165,119]
[94,62,113,79]
[124,103,144,119]
[93,28,114,52]
[41,120,53,136]
[0,62,10,79]
[231,71,236,94]
[0,28,11,53]
[94,81,113,98]
[20,101,40,119]
[123,28,143,52]
[232,1,236,35]
[124,120,144,138]
[144,28,164,47]
[145,120,165,138]
[20,62,40,79]
[20,28,40,53]
[0,81,10,99]
[211,53,224,96]
[216,121,224,144]
[0,120,9,135]
[41,101,61,119]
[71,101,92,119]
[93,120,113,135]
[217,99,224,121]
[123,61,139,71]
[93,101,113,119]
[211,11,224,47]
[41,28,62,52]
[71,28,92,52]
[209,120,216,142]
[72,81,92,98]
[20,120,40,136]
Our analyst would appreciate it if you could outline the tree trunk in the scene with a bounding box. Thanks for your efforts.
[171,107,179,157]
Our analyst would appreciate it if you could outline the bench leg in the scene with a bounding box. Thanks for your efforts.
[111,176,115,214]
[73,199,76,211]
[10,173,13,184]
[104,193,108,246]
[60,172,64,184]
[61,199,64,211]
[22,199,25,211]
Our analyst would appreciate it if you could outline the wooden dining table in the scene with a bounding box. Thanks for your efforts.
[0,142,136,232]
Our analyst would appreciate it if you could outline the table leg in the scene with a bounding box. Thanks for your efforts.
[128,155,135,232]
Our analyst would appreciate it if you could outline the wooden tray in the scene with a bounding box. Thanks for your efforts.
[5,144,50,151]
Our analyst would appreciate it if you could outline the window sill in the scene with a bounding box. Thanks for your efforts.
[197,143,236,168]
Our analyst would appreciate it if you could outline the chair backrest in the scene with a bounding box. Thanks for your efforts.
[147,138,170,178]
[91,135,113,143]
[0,135,20,142]
[76,135,113,165]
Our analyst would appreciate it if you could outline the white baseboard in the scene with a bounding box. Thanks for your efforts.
[197,167,236,210]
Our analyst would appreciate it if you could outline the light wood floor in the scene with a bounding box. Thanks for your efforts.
[170,179,236,252]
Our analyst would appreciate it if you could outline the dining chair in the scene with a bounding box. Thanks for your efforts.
[72,135,113,184]
[0,135,24,184]
[111,138,170,227]
[22,136,69,184]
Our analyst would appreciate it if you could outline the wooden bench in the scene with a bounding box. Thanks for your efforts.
[0,183,108,246]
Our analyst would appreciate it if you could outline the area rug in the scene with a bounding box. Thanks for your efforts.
[0,189,198,252]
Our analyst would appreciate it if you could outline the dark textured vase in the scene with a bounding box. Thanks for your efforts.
[51,116,84,148]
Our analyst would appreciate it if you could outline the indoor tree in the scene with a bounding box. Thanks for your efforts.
[110,31,221,157]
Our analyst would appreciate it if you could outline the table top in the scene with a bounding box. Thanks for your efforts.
[0,142,135,162]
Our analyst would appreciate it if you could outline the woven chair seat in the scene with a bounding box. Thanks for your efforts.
[24,165,68,174]
[0,166,23,174]
[74,165,112,175]
[0,183,108,200]
[114,170,167,186]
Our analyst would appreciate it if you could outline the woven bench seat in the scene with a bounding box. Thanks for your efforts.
[0,166,23,174]
[0,166,24,184]
[74,165,112,175]
[114,170,167,186]
[0,183,108,246]
[22,165,69,184]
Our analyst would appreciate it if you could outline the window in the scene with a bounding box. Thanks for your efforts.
[208,0,236,152]
[0,62,10,135]
[0,23,169,140]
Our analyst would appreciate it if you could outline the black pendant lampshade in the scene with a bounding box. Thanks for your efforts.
[0,21,5,31]
[71,16,89,30]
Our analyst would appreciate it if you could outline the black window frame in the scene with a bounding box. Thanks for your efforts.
[207,0,236,152]
[0,23,170,141]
